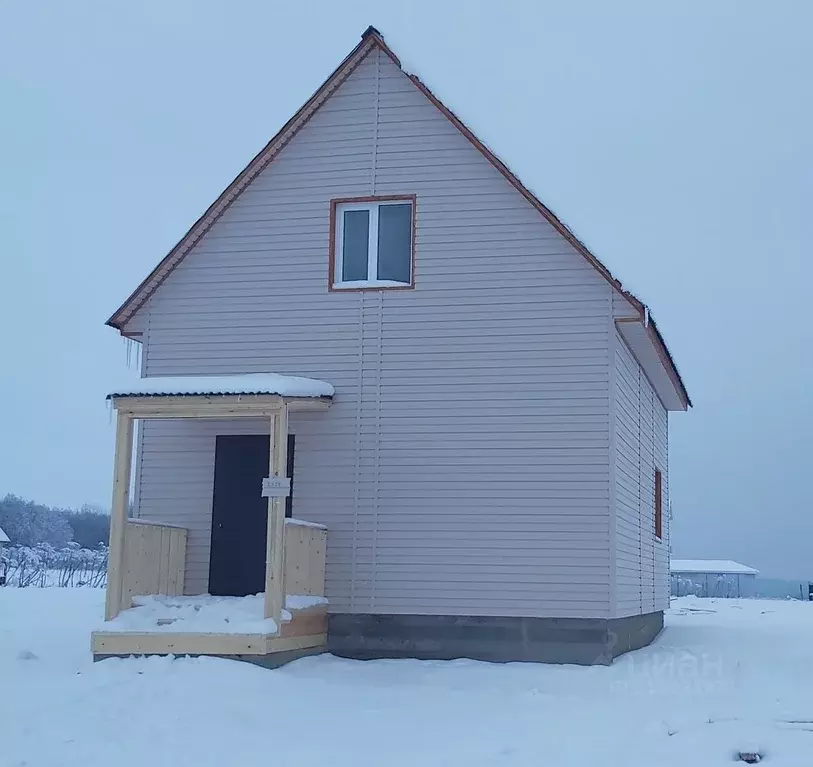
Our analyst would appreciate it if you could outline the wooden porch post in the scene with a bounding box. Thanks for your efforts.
[263,403,288,623]
[104,411,134,621]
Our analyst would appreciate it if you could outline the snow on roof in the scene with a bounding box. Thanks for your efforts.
[671,559,759,575]
[108,373,334,399]
[0,526,9,543]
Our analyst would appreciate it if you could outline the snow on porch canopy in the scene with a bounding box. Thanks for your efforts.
[107,373,334,400]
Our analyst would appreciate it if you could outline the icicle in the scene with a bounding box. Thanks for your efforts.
[123,336,143,373]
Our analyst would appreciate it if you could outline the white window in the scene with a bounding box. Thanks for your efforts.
[332,198,414,289]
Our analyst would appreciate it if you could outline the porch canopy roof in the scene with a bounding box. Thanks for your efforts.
[107,373,333,418]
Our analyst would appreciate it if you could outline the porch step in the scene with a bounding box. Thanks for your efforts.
[280,603,327,639]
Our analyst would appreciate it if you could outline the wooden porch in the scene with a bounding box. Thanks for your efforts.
[92,516,327,657]
[92,376,332,660]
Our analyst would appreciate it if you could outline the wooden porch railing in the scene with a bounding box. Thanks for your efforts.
[284,520,327,597]
[121,520,187,609]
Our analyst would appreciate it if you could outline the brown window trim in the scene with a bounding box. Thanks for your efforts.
[654,468,663,540]
[328,195,417,292]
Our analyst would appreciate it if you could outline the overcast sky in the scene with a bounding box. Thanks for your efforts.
[1,1,811,578]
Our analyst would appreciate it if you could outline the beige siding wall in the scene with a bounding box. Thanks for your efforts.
[613,328,670,617]
[131,48,620,619]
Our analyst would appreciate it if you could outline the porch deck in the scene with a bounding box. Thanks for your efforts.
[92,594,327,657]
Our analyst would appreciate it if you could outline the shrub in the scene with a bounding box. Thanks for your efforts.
[0,543,107,588]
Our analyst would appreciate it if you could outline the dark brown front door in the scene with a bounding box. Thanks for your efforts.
[209,435,269,596]
[208,434,296,597]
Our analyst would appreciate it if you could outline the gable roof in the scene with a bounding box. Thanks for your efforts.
[107,26,690,408]
[0,525,9,543]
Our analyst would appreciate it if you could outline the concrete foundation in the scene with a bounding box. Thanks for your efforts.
[94,613,664,668]
[328,611,663,665]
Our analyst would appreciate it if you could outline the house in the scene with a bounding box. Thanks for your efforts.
[671,560,758,598]
[92,27,690,666]
[0,526,8,586]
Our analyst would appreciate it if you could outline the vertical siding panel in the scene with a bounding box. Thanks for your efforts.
[132,48,618,619]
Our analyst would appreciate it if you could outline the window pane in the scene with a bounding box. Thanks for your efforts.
[377,203,412,283]
[341,209,369,282]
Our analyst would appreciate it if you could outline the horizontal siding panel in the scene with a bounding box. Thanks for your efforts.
[373,570,611,586]
[376,449,609,463]
[381,319,610,334]
[375,469,610,481]
[377,404,610,417]
[377,381,609,394]
[375,556,610,571]
[371,599,611,619]
[374,517,610,530]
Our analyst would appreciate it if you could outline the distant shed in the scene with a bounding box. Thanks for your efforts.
[0,525,9,585]
[671,559,759,598]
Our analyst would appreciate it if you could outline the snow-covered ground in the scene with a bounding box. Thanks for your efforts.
[2,589,812,766]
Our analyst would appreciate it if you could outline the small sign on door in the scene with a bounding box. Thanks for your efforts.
[261,476,291,498]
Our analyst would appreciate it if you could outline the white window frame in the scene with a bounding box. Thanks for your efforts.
[333,199,413,289]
